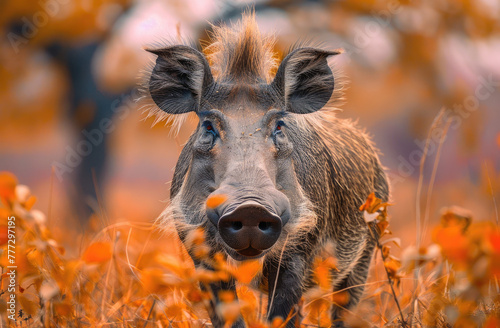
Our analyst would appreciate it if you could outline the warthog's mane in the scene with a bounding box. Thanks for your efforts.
[139,11,346,136]
[205,11,277,84]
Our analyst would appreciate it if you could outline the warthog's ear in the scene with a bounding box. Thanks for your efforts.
[146,46,214,114]
[271,48,340,114]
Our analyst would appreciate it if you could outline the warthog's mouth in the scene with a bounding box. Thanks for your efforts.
[237,247,262,257]
[224,245,267,261]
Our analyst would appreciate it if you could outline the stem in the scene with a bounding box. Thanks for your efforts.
[421,118,452,243]
[416,108,445,249]
[267,234,289,319]
[376,236,407,328]
[143,298,156,328]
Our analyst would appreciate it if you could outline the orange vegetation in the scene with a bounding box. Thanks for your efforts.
[0,172,499,327]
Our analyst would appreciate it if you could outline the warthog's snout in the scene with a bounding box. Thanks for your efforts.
[218,202,282,256]
[206,189,291,258]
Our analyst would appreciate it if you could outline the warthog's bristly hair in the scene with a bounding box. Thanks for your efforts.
[204,10,277,83]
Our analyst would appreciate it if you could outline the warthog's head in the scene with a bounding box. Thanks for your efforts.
[147,15,340,260]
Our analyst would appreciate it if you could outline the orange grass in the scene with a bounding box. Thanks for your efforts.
[0,170,499,327]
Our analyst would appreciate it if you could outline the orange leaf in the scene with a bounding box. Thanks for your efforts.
[271,317,284,328]
[384,258,401,274]
[141,268,170,295]
[440,206,472,232]
[231,260,262,284]
[485,315,500,328]
[185,227,210,259]
[384,258,402,284]
[432,225,469,266]
[157,254,191,277]
[306,297,331,327]
[0,225,8,246]
[0,172,17,205]
[359,192,378,212]
[382,245,390,259]
[359,192,391,215]
[54,302,73,317]
[18,295,39,316]
[216,301,241,325]
[377,220,389,235]
[331,290,349,306]
[313,257,336,290]
[82,241,112,264]
[186,227,205,246]
[219,290,236,303]
[488,227,500,249]
[206,194,228,209]
[237,285,258,322]
[165,303,186,319]
[186,288,208,303]
[24,195,37,210]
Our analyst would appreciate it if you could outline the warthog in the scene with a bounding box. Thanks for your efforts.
[145,12,389,328]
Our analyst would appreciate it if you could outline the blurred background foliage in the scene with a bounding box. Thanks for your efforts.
[0,0,499,247]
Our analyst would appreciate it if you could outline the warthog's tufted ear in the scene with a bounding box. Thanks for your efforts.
[146,46,214,114]
[271,48,341,114]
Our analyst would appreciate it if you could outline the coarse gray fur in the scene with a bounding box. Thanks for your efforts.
[144,12,389,328]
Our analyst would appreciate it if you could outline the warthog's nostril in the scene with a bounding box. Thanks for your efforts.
[258,221,271,231]
[231,221,243,231]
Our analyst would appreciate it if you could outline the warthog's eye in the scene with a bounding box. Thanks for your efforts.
[203,121,217,137]
[196,121,218,152]
[273,121,285,136]
[272,120,292,156]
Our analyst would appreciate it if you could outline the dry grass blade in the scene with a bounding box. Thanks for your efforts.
[267,234,289,320]
[421,117,452,242]
[375,235,407,327]
[143,298,156,328]
[416,108,446,249]
[484,161,499,228]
